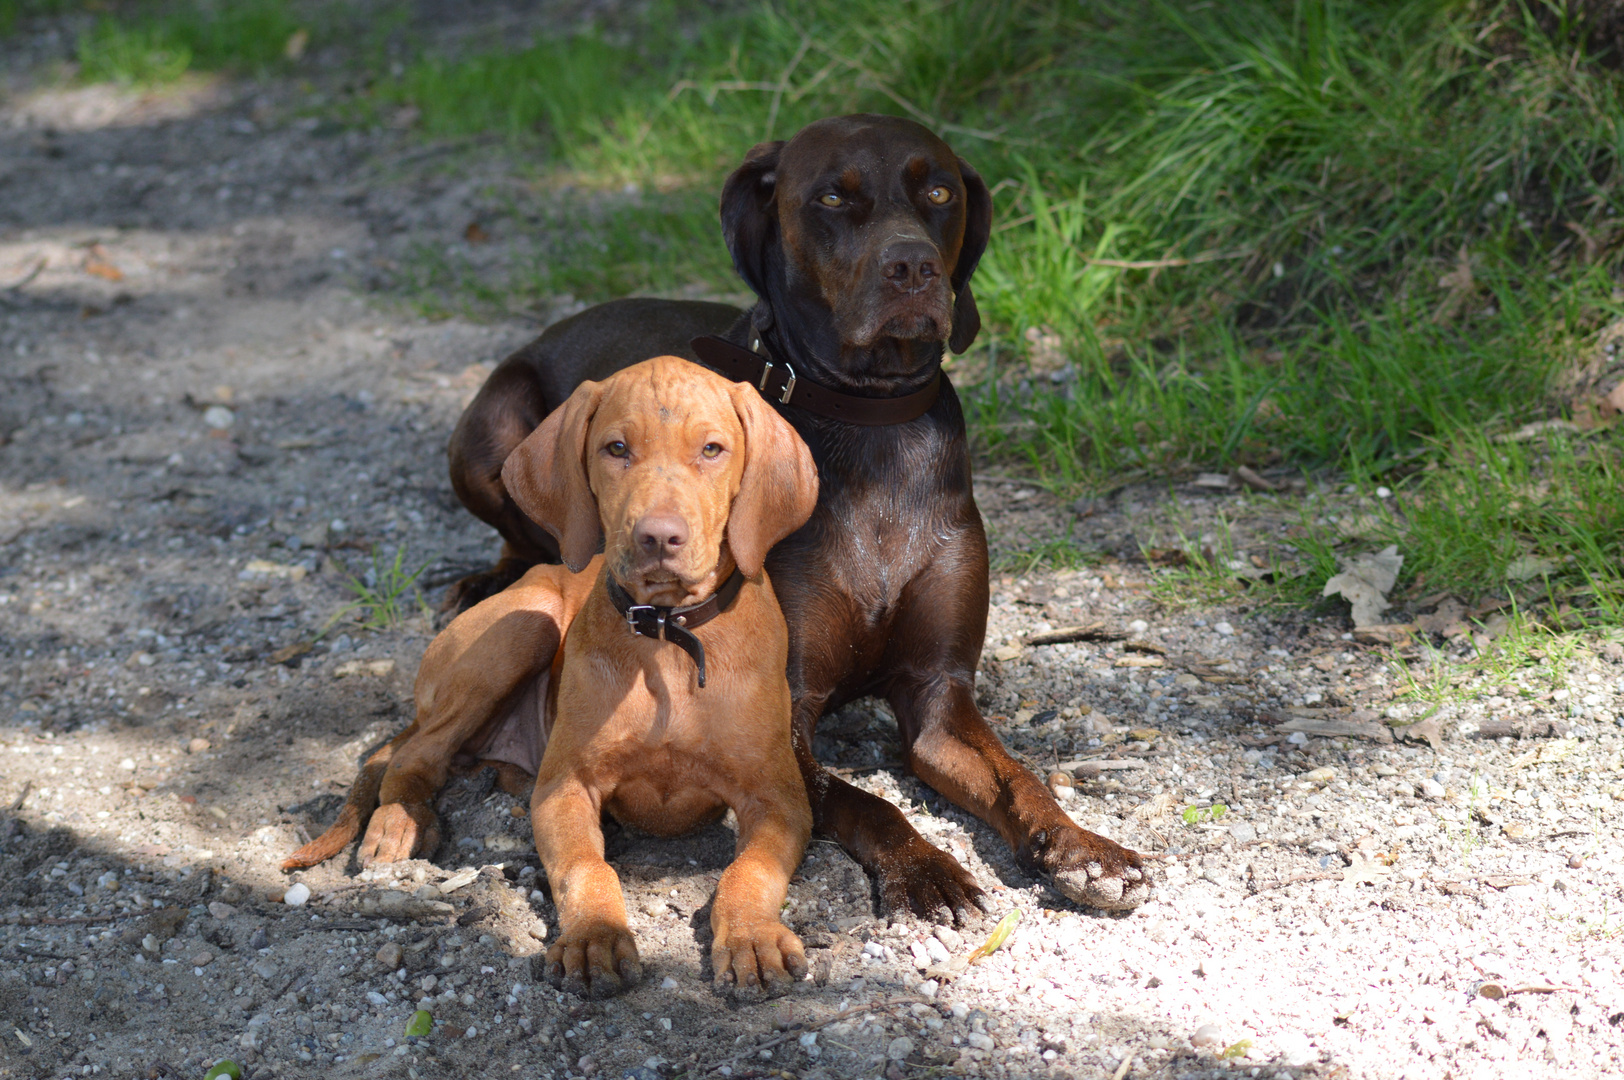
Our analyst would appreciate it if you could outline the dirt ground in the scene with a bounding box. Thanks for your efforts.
[2,15,1623,1080]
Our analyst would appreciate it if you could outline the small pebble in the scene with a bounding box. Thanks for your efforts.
[1192,1024,1223,1048]
[208,901,238,920]
[660,976,679,990]
[1214,622,1235,636]
[967,1032,994,1051]
[1568,855,1584,870]
[377,941,404,968]
[191,951,215,967]
[1417,778,1446,799]
[188,737,211,754]
[283,882,311,907]
[887,1036,915,1061]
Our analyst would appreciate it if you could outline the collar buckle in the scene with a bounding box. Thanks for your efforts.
[625,605,664,640]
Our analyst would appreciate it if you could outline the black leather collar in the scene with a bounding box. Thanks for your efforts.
[604,569,746,689]
[690,331,941,426]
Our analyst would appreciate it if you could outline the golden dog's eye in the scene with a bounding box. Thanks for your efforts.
[605,440,628,458]
[701,443,723,459]
[926,186,952,205]
[818,193,843,208]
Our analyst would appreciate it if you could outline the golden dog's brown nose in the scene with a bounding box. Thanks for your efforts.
[634,511,689,557]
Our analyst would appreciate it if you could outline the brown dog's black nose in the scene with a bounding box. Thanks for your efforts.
[634,512,689,556]
[880,241,942,294]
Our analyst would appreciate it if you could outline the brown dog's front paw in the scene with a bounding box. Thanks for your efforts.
[545,924,641,998]
[357,802,441,865]
[1026,825,1152,912]
[711,920,806,1000]
[875,837,987,925]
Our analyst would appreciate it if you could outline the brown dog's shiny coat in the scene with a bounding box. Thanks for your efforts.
[286,356,820,998]
[439,115,1151,918]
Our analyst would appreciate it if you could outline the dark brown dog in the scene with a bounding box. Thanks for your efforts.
[445,114,1150,917]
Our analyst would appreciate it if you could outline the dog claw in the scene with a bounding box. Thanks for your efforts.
[1027,826,1153,912]
[545,924,641,998]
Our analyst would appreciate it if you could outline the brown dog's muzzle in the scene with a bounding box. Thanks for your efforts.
[841,236,954,349]
[880,239,944,295]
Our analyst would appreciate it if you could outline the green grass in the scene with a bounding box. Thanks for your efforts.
[324,545,431,635]
[255,0,1624,625]
[62,1,311,85]
[35,0,1624,620]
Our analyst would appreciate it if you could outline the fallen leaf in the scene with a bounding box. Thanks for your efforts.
[1607,380,1624,414]
[269,641,312,666]
[1394,715,1443,752]
[1353,623,1416,646]
[969,909,1021,963]
[1506,555,1556,582]
[1432,245,1476,324]
[1341,852,1391,890]
[1416,597,1467,636]
[1322,545,1403,628]
[1143,547,1188,567]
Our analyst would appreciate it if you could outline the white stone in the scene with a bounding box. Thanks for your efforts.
[283,882,311,907]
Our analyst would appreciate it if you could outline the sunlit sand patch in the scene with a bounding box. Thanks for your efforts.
[2,72,229,132]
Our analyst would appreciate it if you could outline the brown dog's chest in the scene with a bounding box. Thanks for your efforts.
[548,585,794,835]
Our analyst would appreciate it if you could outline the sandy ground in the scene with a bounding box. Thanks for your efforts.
[2,18,1623,1080]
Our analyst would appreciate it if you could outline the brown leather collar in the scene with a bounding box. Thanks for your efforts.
[690,333,941,426]
[605,568,746,689]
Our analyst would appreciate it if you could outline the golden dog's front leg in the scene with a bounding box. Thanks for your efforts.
[710,792,812,1000]
[533,778,641,998]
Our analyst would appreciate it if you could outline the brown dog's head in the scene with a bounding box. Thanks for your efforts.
[501,356,819,607]
[721,113,993,364]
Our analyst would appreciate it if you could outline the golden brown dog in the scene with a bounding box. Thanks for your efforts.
[284,355,820,998]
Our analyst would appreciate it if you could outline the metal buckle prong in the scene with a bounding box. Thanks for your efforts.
[778,364,797,405]
[757,360,774,393]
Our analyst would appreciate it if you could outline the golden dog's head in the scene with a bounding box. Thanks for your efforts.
[502,355,819,607]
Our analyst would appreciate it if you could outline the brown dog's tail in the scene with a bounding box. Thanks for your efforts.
[280,740,396,870]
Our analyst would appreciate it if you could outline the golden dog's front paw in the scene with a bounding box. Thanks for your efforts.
[544,923,641,998]
[357,802,440,865]
[711,920,806,1000]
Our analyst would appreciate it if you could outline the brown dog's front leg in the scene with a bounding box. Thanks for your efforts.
[896,675,1151,911]
[532,779,640,998]
[710,793,811,1000]
[793,715,985,924]
[356,569,569,865]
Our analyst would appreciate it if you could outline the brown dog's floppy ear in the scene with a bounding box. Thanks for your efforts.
[725,381,819,579]
[948,155,993,355]
[720,140,784,301]
[501,380,607,572]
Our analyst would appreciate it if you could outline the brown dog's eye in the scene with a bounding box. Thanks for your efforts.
[701,443,723,459]
[818,193,843,208]
[605,440,629,458]
[926,186,953,205]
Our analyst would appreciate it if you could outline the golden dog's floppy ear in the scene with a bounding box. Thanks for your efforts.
[726,383,819,579]
[501,380,607,572]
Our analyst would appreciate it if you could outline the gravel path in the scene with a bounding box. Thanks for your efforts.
[2,30,1622,1080]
